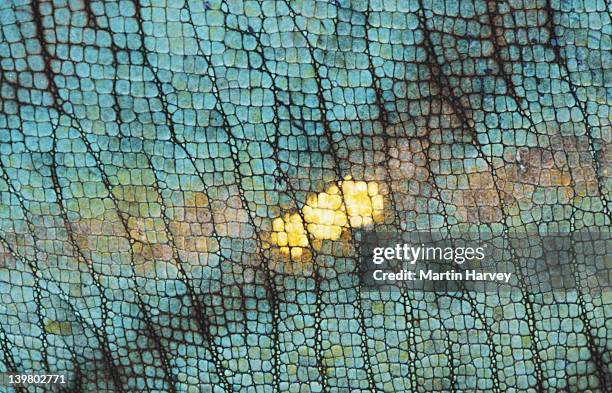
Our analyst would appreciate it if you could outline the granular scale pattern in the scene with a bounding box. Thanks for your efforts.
[0,0,610,392]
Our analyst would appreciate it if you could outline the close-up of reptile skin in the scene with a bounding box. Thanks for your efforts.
[0,0,610,392]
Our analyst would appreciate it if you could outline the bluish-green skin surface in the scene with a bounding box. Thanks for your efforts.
[0,0,610,392]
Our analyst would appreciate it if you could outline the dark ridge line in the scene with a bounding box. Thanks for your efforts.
[485,0,584,199]
[487,1,607,227]
[36,43,169,393]
[361,12,405,229]
[182,1,368,386]
[167,1,281,389]
[27,2,174,391]
[483,0,556,141]
[0,147,48,375]
[0,150,84,393]
[565,226,609,390]
[50,18,259,388]
[21,2,128,388]
[98,11,254,393]
[242,9,379,390]
[0,239,31,393]
[483,2,531,111]
[480,3,553,391]
[85,108,238,391]
[82,4,239,389]
[251,130,334,392]
[340,4,398,391]
[58,112,185,393]
[248,22,327,393]
[0,143,118,391]
[295,3,378,391]
[542,0,610,219]
[0,335,26,393]
[362,10,474,389]
[54,14,241,393]
[48,122,167,393]
[125,0,302,386]
[43,283,125,392]
[357,12,453,226]
[416,3,515,392]
[362,7,473,391]
[533,2,609,387]
[0,194,90,392]
[564,151,610,388]
[488,1,608,390]
[257,125,332,390]
[128,0,248,389]
[564,160,609,391]
[62,335,83,392]
[197,4,291,391]
[443,329,458,393]
[17,34,182,392]
[243,25,315,393]
[280,2,383,390]
[423,2,606,390]
[5,2,56,376]
[1,247,113,391]
[111,109,235,387]
[361,4,422,391]
[246,9,442,388]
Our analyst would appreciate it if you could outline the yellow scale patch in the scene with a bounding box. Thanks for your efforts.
[271,177,384,259]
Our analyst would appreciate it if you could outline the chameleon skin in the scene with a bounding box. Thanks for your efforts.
[0,0,610,392]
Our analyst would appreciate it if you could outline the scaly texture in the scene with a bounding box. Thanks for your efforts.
[0,0,610,392]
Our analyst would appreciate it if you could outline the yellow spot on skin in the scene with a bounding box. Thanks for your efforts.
[290,247,304,259]
[270,177,384,259]
[272,217,285,232]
